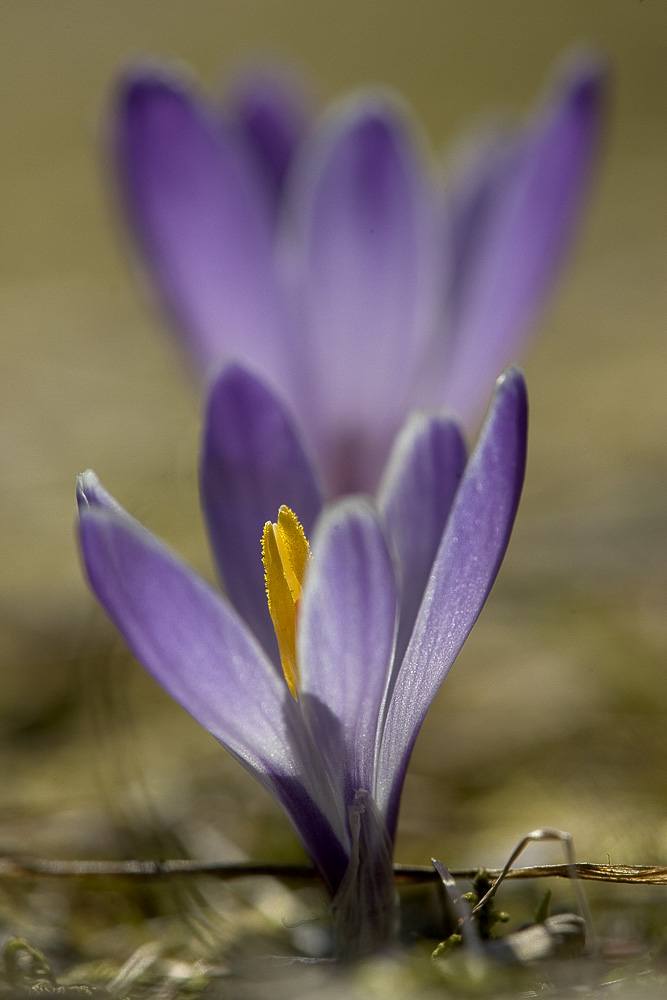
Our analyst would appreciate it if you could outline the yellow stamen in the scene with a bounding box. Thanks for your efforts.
[262,505,310,697]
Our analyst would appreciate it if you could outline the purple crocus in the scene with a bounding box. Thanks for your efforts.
[77,367,527,956]
[114,53,602,496]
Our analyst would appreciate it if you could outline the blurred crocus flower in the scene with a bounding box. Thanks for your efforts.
[77,367,527,956]
[114,54,602,495]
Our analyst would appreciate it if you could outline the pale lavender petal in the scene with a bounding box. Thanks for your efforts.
[286,98,438,495]
[444,130,520,325]
[114,72,291,382]
[230,70,310,207]
[200,363,323,663]
[298,499,398,807]
[77,472,348,887]
[377,412,467,667]
[438,57,605,421]
[375,368,528,837]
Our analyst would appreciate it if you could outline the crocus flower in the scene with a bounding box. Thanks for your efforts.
[77,367,527,956]
[113,53,601,496]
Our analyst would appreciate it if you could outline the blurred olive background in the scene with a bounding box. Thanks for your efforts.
[1,0,666,902]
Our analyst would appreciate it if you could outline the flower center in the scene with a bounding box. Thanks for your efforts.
[261,505,310,697]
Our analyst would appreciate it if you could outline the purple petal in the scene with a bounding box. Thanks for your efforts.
[438,56,605,421]
[286,98,438,495]
[377,412,467,667]
[77,471,348,888]
[444,130,520,326]
[230,69,310,208]
[114,71,291,382]
[375,368,528,837]
[200,363,323,663]
[298,499,398,807]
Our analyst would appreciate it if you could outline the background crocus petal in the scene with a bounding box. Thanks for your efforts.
[377,412,467,667]
[230,70,310,210]
[443,130,520,328]
[201,363,323,665]
[114,72,291,381]
[375,368,528,837]
[77,472,348,887]
[437,56,605,421]
[298,499,398,806]
[286,98,439,495]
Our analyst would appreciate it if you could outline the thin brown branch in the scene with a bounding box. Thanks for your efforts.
[0,855,665,885]
[397,862,667,885]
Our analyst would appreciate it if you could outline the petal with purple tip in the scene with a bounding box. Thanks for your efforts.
[287,100,438,494]
[114,73,290,381]
[230,70,310,209]
[298,500,398,806]
[377,412,467,666]
[77,472,348,887]
[200,363,323,662]
[439,57,605,421]
[376,368,528,837]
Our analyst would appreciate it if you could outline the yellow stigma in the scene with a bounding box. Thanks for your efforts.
[262,505,311,697]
